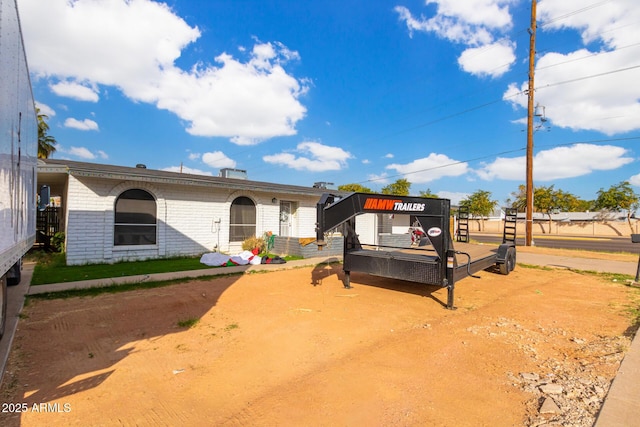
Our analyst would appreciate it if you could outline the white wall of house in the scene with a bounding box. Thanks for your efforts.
[391,214,412,234]
[64,175,321,265]
[355,213,378,245]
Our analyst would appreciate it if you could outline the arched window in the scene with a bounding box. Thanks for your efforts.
[230,196,256,241]
[114,189,157,245]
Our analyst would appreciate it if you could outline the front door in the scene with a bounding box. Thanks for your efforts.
[279,201,292,236]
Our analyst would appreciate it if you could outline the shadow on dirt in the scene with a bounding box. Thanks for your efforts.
[1,269,247,425]
[310,257,343,286]
[309,258,449,309]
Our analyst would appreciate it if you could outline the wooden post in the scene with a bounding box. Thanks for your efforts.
[525,0,537,246]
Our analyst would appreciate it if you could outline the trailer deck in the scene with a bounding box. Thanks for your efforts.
[345,242,507,286]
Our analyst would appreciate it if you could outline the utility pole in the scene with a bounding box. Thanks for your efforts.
[525,0,537,246]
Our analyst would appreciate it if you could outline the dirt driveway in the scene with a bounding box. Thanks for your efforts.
[1,249,639,426]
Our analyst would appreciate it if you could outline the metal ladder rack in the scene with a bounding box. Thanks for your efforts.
[457,206,470,243]
[503,208,517,243]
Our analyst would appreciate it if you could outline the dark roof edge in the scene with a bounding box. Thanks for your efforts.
[40,159,347,197]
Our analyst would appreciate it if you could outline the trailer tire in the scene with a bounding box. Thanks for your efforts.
[7,260,21,286]
[0,276,7,340]
[499,247,516,275]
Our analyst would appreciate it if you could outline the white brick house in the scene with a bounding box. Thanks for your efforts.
[38,159,337,265]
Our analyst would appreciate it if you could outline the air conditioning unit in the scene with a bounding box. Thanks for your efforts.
[219,168,248,180]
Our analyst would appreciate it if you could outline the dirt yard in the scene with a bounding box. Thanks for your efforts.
[1,247,639,426]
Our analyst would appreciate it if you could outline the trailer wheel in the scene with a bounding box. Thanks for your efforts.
[499,247,516,275]
[0,276,7,340]
[7,260,21,286]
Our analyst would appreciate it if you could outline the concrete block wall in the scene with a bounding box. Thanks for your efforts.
[272,235,344,258]
[378,233,412,248]
[294,197,319,237]
[160,184,223,257]
[65,175,109,265]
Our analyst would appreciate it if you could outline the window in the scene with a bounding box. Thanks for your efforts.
[114,189,157,245]
[230,196,256,241]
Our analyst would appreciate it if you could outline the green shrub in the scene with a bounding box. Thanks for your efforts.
[51,231,66,253]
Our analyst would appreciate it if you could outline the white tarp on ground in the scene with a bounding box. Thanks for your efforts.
[200,251,262,267]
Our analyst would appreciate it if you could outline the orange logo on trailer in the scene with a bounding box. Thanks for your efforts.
[363,198,401,210]
[363,198,426,212]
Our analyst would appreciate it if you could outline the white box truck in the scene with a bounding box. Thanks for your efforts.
[0,0,39,339]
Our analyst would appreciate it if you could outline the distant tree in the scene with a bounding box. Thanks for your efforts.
[555,190,593,212]
[508,184,591,214]
[337,183,373,193]
[419,188,438,198]
[381,178,411,196]
[533,185,561,234]
[594,181,639,233]
[37,108,57,159]
[507,185,527,212]
[460,190,497,231]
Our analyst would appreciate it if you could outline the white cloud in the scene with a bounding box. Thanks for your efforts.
[35,102,55,117]
[188,152,201,161]
[361,159,370,164]
[367,172,389,185]
[20,0,308,144]
[162,166,213,176]
[386,153,469,183]
[476,144,634,181]
[202,151,236,169]
[395,0,516,77]
[263,141,352,172]
[50,81,99,102]
[68,146,96,159]
[458,39,515,78]
[630,173,640,187]
[384,153,394,159]
[56,144,106,160]
[436,191,469,205]
[64,118,99,131]
[505,0,640,135]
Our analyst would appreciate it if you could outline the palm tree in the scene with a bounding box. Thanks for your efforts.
[37,108,57,159]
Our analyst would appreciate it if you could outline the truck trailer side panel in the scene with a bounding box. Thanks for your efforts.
[0,0,38,338]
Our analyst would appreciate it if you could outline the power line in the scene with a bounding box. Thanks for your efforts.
[538,0,614,27]
[537,42,640,72]
[539,63,640,89]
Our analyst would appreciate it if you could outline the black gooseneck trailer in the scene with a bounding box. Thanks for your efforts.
[316,192,517,309]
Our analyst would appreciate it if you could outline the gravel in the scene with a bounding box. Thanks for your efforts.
[508,334,631,427]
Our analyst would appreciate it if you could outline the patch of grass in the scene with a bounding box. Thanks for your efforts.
[177,318,200,329]
[27,272,243,300]
[518,263,553,270]
[31,253,211,285]
[30,250,303,285]
[519,262,635,280]
[225,323,239,331]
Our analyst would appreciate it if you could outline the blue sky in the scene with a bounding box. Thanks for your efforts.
[18,0,640,205]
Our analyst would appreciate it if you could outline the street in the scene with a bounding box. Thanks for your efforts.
[471,233,640,254]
